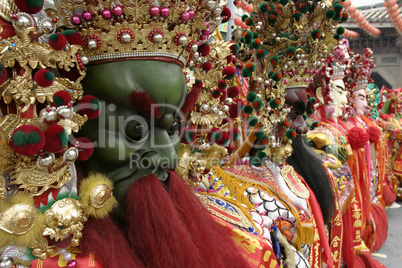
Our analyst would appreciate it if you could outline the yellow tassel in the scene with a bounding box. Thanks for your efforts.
[299,224,315,245]
[213,166,254,210]
[79,173,117,219]
[0,192,44,248]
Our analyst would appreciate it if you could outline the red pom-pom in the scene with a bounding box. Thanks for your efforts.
[194,80,203,89]
[227,86,240,98]
[211,89,221,98]
[198,44,210,56]
[207,127,222,143]
[228,99,244,118]
[226,55,235,64]
[14,0,44,14]
[202,62,212,72]
[61,30,83,46]
[43,124,68,153]
[53,91,71,107]
[217,131,230,146]
[219,89,227,102]
[217,80,227,90]
[222,66,236,79]
[49,33,67,50]
[226,143,235,154]
[72,137,94,161]
[181,128,197,144]
[77,95,101,120]
[34,69,54,87]
[348,127,369,150]
[367,126,381,144]
[0,63,8,85]
[221,7,231,23]
[10,125,45,156]
[181,87,199,116]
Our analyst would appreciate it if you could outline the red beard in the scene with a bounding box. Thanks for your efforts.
[82,171,250,268]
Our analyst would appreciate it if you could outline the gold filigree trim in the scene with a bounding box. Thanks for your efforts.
[199,195,253,230]
[280,164,310,199]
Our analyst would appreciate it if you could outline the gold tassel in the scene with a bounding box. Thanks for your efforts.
[213,166,254,210]
[299,224,315,245]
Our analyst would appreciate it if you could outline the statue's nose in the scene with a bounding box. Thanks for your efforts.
[291,115,308,134]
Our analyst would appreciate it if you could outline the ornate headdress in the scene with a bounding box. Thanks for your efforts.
[55,0,226,67]
[344,48,375,92]
[316,38,350,106]
[228,0,343,163]
[0,0,231,263]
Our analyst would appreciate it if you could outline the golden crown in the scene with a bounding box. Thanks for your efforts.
[344,48,375,92]
[53,0,226,66]
[228,0,343,163]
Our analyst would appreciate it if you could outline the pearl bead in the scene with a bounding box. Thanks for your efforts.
[150,6,160,17]
[178,36,188,45]
[112,6,123,16]
[0,257,14,268]
[226,98,233,105]
[58,249,67,255]
[82,11,92,21]
[18,16,32,27]
[41,20,54,33]
[58,107,72,119]
[160,7,170,17]
[153,33,163,43]
[81,56,89,65]
[63,253,72,261]
[40,155,54,167]
[192,52,199,60]
[211,106,219,114]
[102,9,112,19]
[191,44,198,52]
[214,7,222,15]
[121,32,132,43]
[201,104,209,112]
[218,111,225,117]
[88,39,97,49]
[255,25,261,31]
[67,260,77,268]
[45,110,57,121]
[180,12,190,21]
[70,16,81,25]
[65,148,78,161]
[207,0,216,9]
[222,105,229,112]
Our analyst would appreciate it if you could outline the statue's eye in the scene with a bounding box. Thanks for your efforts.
[124,119,148,142]
[168,121,179,138]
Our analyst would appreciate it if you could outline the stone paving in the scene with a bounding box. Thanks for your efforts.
[372,202,402,267]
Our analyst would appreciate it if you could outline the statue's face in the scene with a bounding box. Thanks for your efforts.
[329,79,347,117]
[80,60,186,217]
[285,86,308,134]
[352,88,368,116]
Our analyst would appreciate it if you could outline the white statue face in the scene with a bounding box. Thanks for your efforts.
[353,88,368,116]
[329,79,348,117]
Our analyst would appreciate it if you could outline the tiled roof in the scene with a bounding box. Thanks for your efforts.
[359,5,402,23]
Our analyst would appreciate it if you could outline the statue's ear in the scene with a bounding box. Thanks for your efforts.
[316,87,324,104]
